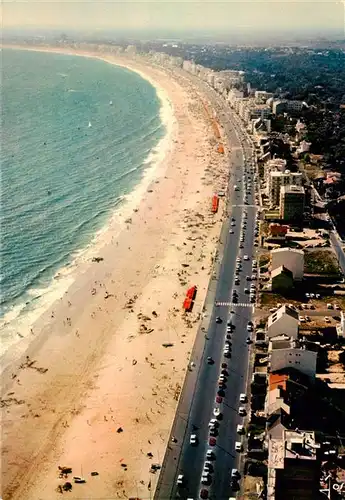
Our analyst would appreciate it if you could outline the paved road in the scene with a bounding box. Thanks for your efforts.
[330,231,345,277]
[155,77,258,500]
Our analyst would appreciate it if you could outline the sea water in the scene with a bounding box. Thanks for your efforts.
[0,48,168,350]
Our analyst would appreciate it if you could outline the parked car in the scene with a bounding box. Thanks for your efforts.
[176,474,184,486]
[190,434,198,446]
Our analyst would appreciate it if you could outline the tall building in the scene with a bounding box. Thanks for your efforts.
[279,185,305,221]
[267,171,303,207]
[267,429,321,500]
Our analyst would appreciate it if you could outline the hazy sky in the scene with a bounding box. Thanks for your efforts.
[2,0,343,33]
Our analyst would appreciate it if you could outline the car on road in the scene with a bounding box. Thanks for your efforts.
[246,337,252,344]
[244,288,250,294]
[230,479,240,492]
[209,437,216,446]
[247,323,253,331]
[229,229,234,234]
[231,222,236,227]
[177,474,185,486]
[238,407,247,416]
[231,468,241,479]
[206,449,215,460]
[235,441,243,452]
[200,488,209,499]
[207,357,214,365]
[208,418,219,428]
[240,393,247,403]
[215,395,223,404]
[190,434,198,445]
[235,278,240,285]
[209,427,218,437]
[215,316,222,324]
[237,424,245,434]
[239,243,244,249]
[250,295,256,303]
[244,254,250,261]
[213,408,222,418]
[221,362,228,369]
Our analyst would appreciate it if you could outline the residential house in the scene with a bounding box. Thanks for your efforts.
[267,305,299,339]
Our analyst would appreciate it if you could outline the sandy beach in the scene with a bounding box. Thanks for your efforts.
[1,46,229,500]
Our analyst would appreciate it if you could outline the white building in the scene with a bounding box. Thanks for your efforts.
[267,305,299,339]
[269,335,318,379]
[297,140,312,154]
[267,170,303,207]
[286,100,305,113]
[271,248,304,281]
[254,90,274,104]
[267,429,320,500]
[337,311,345,338]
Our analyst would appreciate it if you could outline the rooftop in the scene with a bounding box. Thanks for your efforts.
[268,430,319,469]
[267,304,299,327]
[280,185,305,194]
[271,247,304,256]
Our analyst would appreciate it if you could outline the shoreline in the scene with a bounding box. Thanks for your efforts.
[1,45,229,500]
[0,45,176,365]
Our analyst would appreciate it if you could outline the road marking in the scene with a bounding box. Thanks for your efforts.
[232,204,257,208]
[215,301,254,308]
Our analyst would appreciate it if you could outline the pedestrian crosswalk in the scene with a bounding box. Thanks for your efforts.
[215,301,254,308]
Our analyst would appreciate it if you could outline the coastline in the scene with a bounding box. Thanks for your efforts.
[0,45,175,360]
[1,45,229,500]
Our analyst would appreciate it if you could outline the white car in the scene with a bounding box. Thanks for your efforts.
[201,472,211,485]
[203,461,213,472]
[239,393,247,403]
[206,449,214,460]
[243,255,249,261]
[177,474,184,486]
[237,424,244,434]
[213,408,221,418]
[190,434,198,445]
[235,441,243,452]
[238,407,246,416]
[208,418,219,428]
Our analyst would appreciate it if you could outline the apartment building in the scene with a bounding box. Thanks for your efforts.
[272,99,305,115]
[269,335,318,379]
[267,430,320,500]
[279,185,305,221]
[255,90,274,104]
[267,170,303,207]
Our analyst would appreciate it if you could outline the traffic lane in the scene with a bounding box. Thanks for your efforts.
[166,209,244,498]
[184,306,251,500]
[172,311,237,499]
[172,210,244,496]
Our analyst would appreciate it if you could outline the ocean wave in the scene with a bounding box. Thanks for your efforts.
[0,48,176,358]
